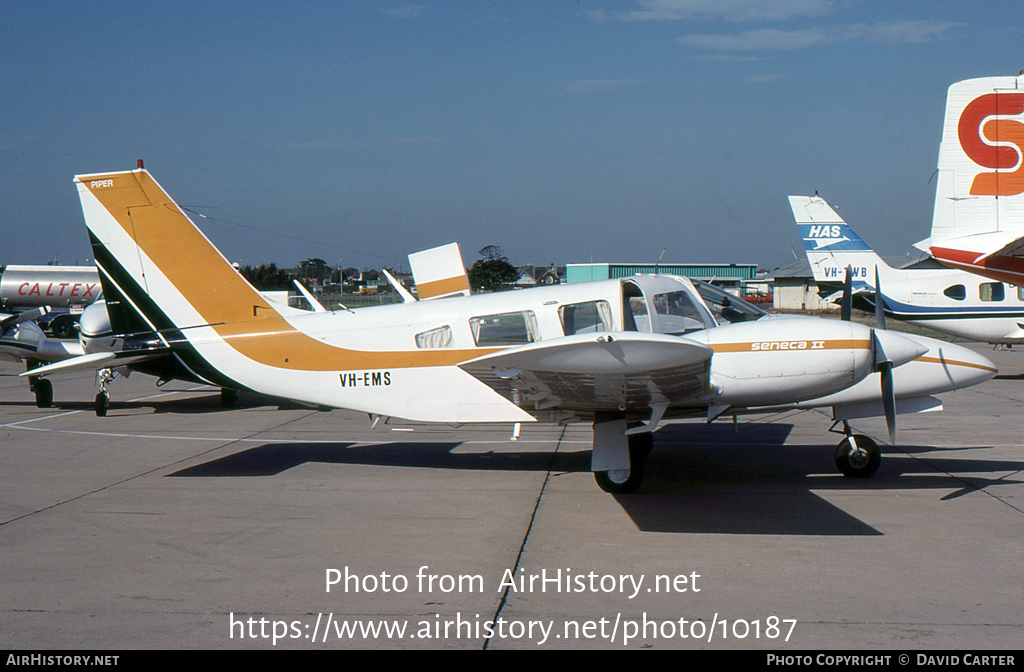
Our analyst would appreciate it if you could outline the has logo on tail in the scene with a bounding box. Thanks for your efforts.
[799,222,869,252]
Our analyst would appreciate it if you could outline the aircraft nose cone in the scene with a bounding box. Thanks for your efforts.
[870,329,929,368]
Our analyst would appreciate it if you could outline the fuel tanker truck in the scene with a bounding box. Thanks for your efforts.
[0,265,101,338]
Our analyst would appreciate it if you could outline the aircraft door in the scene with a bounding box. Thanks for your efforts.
[621,281,650,332]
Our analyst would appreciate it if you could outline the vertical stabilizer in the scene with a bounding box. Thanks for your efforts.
[790,195,888,291]
[75,169,280,338]
[408,242,471,300]
[930,75,1024,246]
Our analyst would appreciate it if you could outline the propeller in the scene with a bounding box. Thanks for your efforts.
[870,267,897,445]
[0,306,51,330]
[840,265,852,321]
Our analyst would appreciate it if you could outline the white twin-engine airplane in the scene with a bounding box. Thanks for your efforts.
[26,168,996,493]
[918,74,1024,284]
[793,195,1024,344]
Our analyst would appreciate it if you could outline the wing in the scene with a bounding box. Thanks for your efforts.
[458,332,713,416]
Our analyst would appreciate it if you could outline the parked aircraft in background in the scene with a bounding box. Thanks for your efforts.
[792,194,1024,344]
[26,168,996,492]
[0,264,101,338]
[917,74,1024,285]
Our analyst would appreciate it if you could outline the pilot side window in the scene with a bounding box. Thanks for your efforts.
[651,291,708,334]
[979,282,1005,302]
[469,311,539,346]
[415,325,453,349]
[943,285,966,301]
[559,301,613,336]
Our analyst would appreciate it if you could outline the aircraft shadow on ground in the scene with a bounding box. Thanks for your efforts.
[166,422,1023,537]
[8,390,309,414]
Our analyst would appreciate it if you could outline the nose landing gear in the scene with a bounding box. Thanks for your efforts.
[833,421,881,478]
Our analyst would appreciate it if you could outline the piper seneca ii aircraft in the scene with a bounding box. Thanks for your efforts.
[25,167,998,493]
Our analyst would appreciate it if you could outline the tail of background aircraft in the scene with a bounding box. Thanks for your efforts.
[920,75,1024,282]
[790,195,891,300]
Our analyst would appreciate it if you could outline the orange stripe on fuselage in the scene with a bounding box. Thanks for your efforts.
[915,355,998,373]
[709,339,870,353]
[79,171,489,371]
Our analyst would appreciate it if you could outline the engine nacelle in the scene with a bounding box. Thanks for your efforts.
[689,316,924,408]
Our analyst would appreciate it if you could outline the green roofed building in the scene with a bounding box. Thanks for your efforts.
[566,262,758,293]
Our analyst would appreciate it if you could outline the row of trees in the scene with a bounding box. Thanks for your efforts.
[240,246,521,293]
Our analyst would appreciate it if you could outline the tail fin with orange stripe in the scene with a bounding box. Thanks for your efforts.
[75,169,291,340]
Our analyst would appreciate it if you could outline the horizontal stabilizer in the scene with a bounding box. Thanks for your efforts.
[20,348,169,378]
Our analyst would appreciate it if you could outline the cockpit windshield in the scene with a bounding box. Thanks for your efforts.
[693,280,768,325]
[651,290,708,334]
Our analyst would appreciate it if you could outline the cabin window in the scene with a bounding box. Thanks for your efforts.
[979,282,1005,302]
[943,284,966,301]
[469,311,539,346]
[651,291,708,334]
[415,325,453,349]
[1018,286,1024,302]
[559,300,613,336]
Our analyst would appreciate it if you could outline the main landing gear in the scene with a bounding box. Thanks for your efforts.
[26,361,53,408]
[592,419,653,494]
[94,368,116,417]
[30,377,53,408]
[833,422,881,478]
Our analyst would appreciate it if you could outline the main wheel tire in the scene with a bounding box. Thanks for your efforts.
[33,379,53,408]
[49,315,74,339]
[594,457,646,494]
[835,434,881,478]
[95,391,109,417]
[220,388,238,408]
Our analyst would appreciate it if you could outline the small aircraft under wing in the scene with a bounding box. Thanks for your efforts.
[792,194,1024,344]
[918,75,1024,284]
[0,306,87,407]
[27,167,997,493]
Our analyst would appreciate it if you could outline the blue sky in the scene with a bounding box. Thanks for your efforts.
[2,1,1021,273]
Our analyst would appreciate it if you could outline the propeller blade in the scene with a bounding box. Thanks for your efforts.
[879,359,897,444]
[0,306,51,330]
[874,266,886,331]
[841,265,852,322]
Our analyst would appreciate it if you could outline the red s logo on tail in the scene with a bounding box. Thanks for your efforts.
[959,92,1024,196]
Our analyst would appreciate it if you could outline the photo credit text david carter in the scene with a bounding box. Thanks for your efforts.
[226,566,798,646]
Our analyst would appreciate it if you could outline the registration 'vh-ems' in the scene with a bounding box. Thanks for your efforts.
[27,168,996,493]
